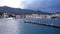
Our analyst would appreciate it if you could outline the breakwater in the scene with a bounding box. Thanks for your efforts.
[24,20,60,28]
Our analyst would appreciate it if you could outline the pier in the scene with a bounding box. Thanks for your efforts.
[24,20,60,28]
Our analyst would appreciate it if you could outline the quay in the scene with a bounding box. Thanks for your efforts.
[24,20,60,28]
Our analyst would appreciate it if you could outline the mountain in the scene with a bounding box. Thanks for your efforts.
[0,6,52,15]
[55,12,60,14]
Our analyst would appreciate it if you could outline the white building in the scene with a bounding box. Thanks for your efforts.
[25,14,51,19]
[2,13,9,18]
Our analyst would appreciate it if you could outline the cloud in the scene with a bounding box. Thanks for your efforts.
[0,0,24,8]
[23,0,60,12]
[0,0,60,12]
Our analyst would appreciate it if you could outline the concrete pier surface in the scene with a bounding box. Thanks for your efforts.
[24,20,60,28]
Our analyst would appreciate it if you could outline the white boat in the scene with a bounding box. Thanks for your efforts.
[7,17,14,19]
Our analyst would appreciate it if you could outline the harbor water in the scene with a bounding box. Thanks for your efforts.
[0,18,60,34]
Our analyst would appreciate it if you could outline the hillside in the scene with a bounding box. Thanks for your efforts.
[0,6,52,15]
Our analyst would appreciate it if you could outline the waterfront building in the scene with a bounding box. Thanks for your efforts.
[25,14,51,19]
[2,13,9,18]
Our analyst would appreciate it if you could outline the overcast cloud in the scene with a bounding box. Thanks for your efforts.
[0,0,60,13]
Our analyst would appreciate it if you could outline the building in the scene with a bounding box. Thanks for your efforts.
[25,14,51,19]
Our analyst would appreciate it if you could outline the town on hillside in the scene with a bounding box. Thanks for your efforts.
[0,11,60,19]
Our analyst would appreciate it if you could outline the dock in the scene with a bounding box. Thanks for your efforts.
[24,20,60,28]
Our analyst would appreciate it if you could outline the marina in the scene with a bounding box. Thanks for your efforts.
[0,18,60,34]
[0,0,60,34]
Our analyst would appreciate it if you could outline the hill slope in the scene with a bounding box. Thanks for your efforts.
[0,6,52,15]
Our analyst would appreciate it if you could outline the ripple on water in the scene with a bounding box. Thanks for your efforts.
[0,18,19,34]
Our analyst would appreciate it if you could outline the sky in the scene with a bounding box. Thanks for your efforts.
[0,0,60,13]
